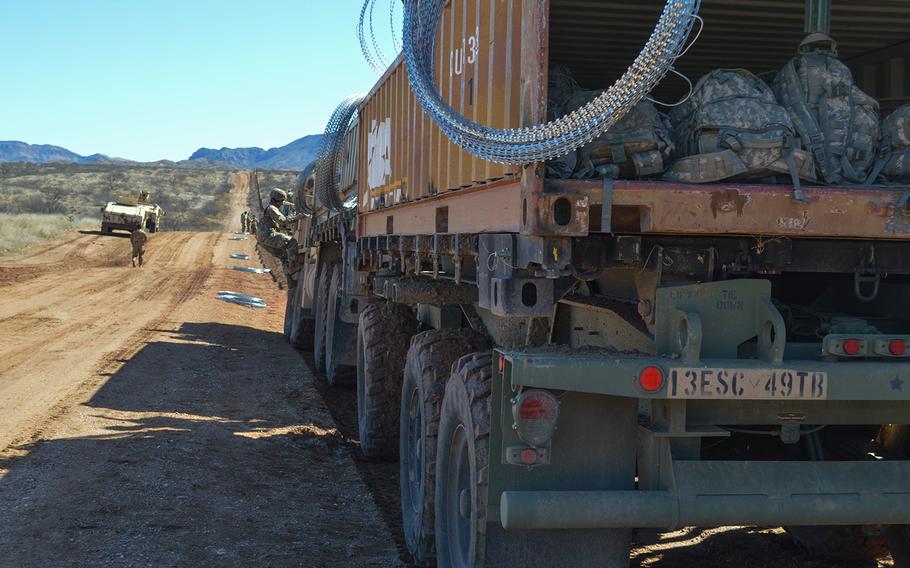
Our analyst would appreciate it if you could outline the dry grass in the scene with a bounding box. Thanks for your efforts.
[0,213,96,253]
[0,162,243,231]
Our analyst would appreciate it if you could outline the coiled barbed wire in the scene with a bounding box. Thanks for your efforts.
[402,0,701,165]
[315,94,366,212]
[293,160,316,217]
[358,0,400,74]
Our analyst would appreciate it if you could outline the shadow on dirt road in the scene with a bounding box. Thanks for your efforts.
[0,321,398,567]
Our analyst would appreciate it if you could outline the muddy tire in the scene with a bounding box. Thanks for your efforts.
[436,353,634,567]
[887,526,910,567]
[286,285,315,350]
[435,352,493,568]
[788,526,890,561]
[313,262,333,372]
[283,287,296,340]
[101,223,111,235]
[356,301,418,459]
[401,329,491,566]
[325,264,354,386]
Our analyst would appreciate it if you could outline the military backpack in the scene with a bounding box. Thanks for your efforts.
[773,34,880,185]
[666,68,814,191]
[546,65,674,180]
[866,103,910,184]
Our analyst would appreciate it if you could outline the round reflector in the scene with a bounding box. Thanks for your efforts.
[890,340,907,356]
[639,366,664,392]
[843,339,861,356]
[512,390,559,447]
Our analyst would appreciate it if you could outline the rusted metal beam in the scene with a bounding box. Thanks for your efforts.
[549,179,910,240]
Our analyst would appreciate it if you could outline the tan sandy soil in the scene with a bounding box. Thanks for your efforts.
[0,230,401,566]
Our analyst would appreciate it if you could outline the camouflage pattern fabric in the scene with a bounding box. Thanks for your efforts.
[130,228,148,268]
[546,65,673,180]
[666,68,814,185]
[773,37,880,184]
[256,204,298,279]
[868,103,910,183]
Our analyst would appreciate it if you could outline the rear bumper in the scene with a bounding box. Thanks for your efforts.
[500,349,910,401]
[501,460,910,530]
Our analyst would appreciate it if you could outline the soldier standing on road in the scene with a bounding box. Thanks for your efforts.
[256,188,302,273]
[240,211,248,233]
[130,227,149,268]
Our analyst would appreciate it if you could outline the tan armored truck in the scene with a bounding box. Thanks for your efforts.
[100,192,165,235]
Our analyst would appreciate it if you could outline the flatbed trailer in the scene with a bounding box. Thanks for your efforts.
[286,1,910,565]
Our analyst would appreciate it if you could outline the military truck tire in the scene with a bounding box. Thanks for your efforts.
[313,262,333,372]
[401,329,491,566]
[887,526,910,567]
[787,525,890,561]
[435,352,493,568]
[283,287,296,340]
[436,352,633,568]
[356,301,417,460]
[101,223,111,235]
[325,264,355,386]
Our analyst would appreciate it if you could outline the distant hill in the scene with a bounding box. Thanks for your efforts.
[0,135,324,171]
[188,134,322,170]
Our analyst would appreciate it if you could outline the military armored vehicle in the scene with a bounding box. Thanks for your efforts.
[100,192,165,235]
[285,1,910,566]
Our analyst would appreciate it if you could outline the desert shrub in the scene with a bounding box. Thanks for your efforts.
[0,213,96,253]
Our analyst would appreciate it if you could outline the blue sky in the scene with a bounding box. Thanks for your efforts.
[0,0,399,161]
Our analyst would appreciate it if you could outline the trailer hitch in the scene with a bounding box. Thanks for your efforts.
[854,246,883,303]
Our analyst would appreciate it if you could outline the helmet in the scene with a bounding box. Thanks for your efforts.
[269,188,287,202]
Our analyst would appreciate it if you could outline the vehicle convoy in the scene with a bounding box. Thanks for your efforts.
[284,1,910,565]
[100,191,165,235]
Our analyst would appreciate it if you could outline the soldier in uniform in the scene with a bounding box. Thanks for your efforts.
[256,188,302,273]
[130,226,149,268]
[240,210,248,233]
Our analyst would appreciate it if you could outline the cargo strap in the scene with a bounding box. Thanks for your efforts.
[865,136,893,185]
[601,176,614,233]
[780,59,838,184]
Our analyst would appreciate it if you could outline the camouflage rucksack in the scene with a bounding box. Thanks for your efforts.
[773,34,880,184]
[866,104,910,183]
[546,65,674,179]
[666,68,814,191]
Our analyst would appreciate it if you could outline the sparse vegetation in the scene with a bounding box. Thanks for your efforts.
[0,162,251,231]
[0,213,96,253]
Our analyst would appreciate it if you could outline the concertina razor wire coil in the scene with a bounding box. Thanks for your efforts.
[401,0,702,165]
[314,94,366,212]
[293,160,316,218]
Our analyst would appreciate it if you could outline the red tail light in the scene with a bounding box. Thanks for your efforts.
[843,339,861,356]
[639,366,665,392]
[890,340,907,356]
[512,390,559,447]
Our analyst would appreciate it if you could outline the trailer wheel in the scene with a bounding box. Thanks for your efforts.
[325,264,355,386]
[283,286,296,340]
[356,301,417,459]
[101,223,110,235]
[887,526,910,567]
[787,525,890,561]
[435,352,493,568]
[313,262,333,372]
[436,353,634,568]
[401,329,490,566]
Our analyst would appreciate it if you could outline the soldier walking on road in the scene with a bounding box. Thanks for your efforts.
[130,227,149,268]
[240,211,248,233]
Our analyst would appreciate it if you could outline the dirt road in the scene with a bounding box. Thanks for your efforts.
[0,230,400,566]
